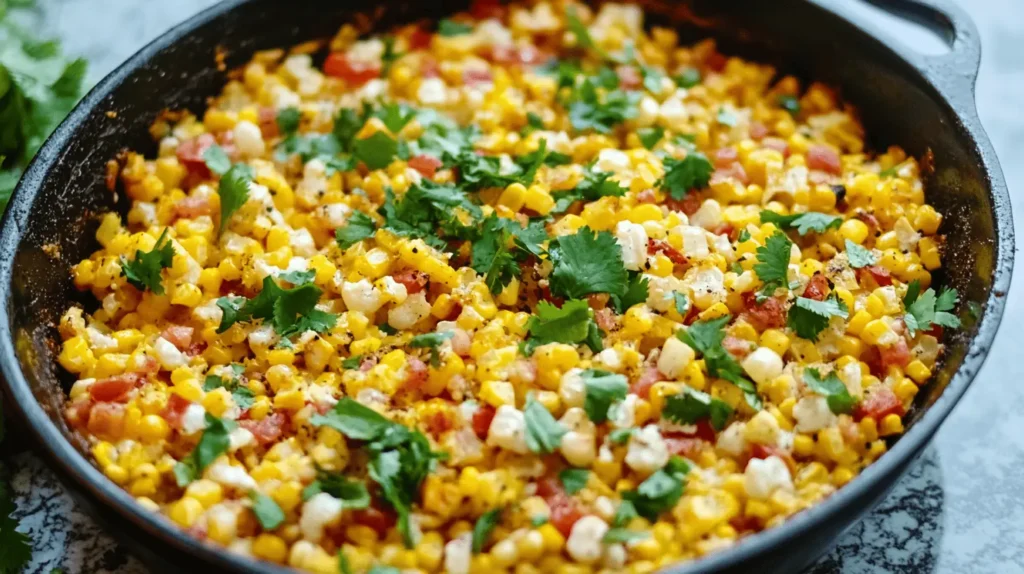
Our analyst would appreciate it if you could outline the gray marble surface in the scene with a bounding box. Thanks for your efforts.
[5,0,1023,572]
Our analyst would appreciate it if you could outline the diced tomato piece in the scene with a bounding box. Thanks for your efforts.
[762,137,790,157]
[425,410,453,435]
[420,57,440,78]
[749,121,769,140]
[664,436,707,459]
[89,373,144,403]
[405,356,429,389]
[463,68,493,86]
[488,44,543,66]
[664,194,702,215]
[548,497,585,538]
[408,27,433,50]
[636,189,657,204]
[807,144,842,175]
[706,52,727,72]
[392,269,428,294]
[587,293,609,311]
[87,402,126,439]
[723,336,754,358]
[161,394,191,430]
[594,308,617,331]
[858,265,893,287]
[535,477,563,499]
[711,162,749,185]
[174,196,214,219]
[472,405,497,440]
[802,273,829,301]
[239,412,287,445]
[352,502,397,536]
[730,515,762,532]
[469,0,505,19]
[855,386,905,421]
[615,65,642,90]
[878,338,911,370]
[630,366,664,400]
[257,106,279,138]
[740,292,787,330]
[65,400,94,430]
[160,325,194,350]
[647,238,688,268]
[176,133,216,178]
[323,53,380,86]
[408,155,443,178]
[856,212,881,229]
[711,223,736,240]
[713,147,739,168]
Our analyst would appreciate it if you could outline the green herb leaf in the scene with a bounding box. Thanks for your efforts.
[565,8,604,58]
[678,317,762,410]
[610,271,649,314]
[410,331,455,366]
[250,491,286,530]
[738,229,751,243]
[218,163,254,230]
[471,214,522,295]
[611,499,638,527]
[663,387,734,430]
[120,228,174,294]
[438,19,473,36]
[471,508,502,553]
[776,94,800,116]
[673,291,691,317]
[217,275,337,337]
[788,293,849,340]
[335,211,377,249]
[580,369,628,424]
[904,285,960,336]
[203,144,232,176]
[716,107,738,127]
[753,231,793,297]
[374,103,417,134]
[560,468,590,495]
[277,106,301,135]
[301,466,371,507]
[310,397,394,440]
[523,299,603,355]
[353,131,398,170]
[548,226,628,300]
[367,567,400,574]
[530,515,549,527]
[608,428,634,445]
[621,456,690,521]
[674,68,701,88]
[760,210,842,236]
[174,414,236,487]
[637,126,664,150]
[603,528,650,544]
[342,355,363,370]
[660,153,712,200]
[338,552,352,574]
[552,167,628,213]
[524,396,566,454]
[567,78,639,134]
[845,239,877,268]
[802,368,856,414]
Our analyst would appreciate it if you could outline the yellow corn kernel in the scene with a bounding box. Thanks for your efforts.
[846,310,872,336]
[523,185,554,215]
[859,417,879,442]
[729,321,758,342]
[59,336,96,374]
[273,481,304,513]
[185,479,224,508]
[253,534,289,563]
[860,319,893,345]
[879,413,905,436]
[537,523,565,553]
[626,203,662,223]
[759,329,790,356]
[893,378,919,401]
[274,389,306,411]
[138,414,170,442]
[169,497,204,527]
[479,380,516,408]
[832,466,855,486]
[913,204,942,235]
[498,183,526,211]
[267,348,296,366]
[681,360,706,391]
[838,219,869,244]
[836,335,864,359]
[906,359,932,383]
[793,434,815,457]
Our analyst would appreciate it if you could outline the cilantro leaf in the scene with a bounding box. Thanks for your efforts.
[250,491,286,530]
[581,369,628,424]
[335,211,376,249]
[410,331,454,366]
[218,162,254,230]
[173,414,236,487]
[760,210,842,236]
[0,480,32,574]
[202,144,231,176]
[621,456,690,521]
[341,355,362,369]
[523,299,603,355]
[301,465,371,507]
[368,567,400,574]
[802,368,856,414]
[559,469,590,495]
[603,528,650,544]
[787,294,849,340]
[471,214,522,295]
[381,36,403,77]
[611,499,637,527]
[472,508,502,553]
[353,131,398,170]
[660,153,712,200]
[379,181,481,248]
[663,387,733,430]
[845,239,877,268]
[215,275,337,337]
[640,65,664,94]
[564,8,605,58]
[777,94,800,116]
[610,271,649,314]
[904,284,960,336]
[120,228,174,294]
[552,167,627,213]
[438,19,473,36]
[524,396,566,454]
[567,78,639,134]
[276,106,301,136]
[548,226,628,300]
[673,291,690,317]
[753,231,792,297]
[637,126,664,150]
[678,317,762,410]
[203,368,254,410]
[310,398,394,440]
[674,68,701,88]
[373,103,416,134]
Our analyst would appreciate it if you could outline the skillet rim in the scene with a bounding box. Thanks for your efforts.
[0,0,1012,572]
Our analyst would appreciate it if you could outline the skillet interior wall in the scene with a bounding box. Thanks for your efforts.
[4,0,995,454]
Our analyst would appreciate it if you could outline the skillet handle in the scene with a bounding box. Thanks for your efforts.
[861,0,982,96]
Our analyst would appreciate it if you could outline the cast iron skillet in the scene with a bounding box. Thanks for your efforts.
[0,0,1012,572]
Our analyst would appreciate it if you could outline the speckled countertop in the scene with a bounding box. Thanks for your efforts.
[5,0,1023,572]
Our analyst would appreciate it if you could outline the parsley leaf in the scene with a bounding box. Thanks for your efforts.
[678,316,762,410]
[559,468,590,495]
[548,226,628,300]
[472,508,502,553]
[410,331,454,367]
[524,396,566,454]
[173,414,236,487]
[580,369,628,424]
[621,456,690,521]
[353,131,398,170]
[335,211,377,249]
[802,368,856,414]
[845,239,877,268]
[660,153,712,200]
[663,387,733,430]
[787,294,849,340]
[760,210,842,236]
[637,126,664,150]
[753,231,793,297]
[523,299,603,355]
[218,162,254,230]
[202,144,232,176]
[610,271,649,314]
[903,283,960,336]
[216,275,337,338]
[120,228,174,294]
[250,491,286,530]
[0,480,31,574]
[438,19,473,36]
[276,106,301,135]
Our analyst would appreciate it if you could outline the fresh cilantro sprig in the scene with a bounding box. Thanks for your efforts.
[379,180,482,249]
[438,19,473,36]
[903,281,960,336]
[119,228,174,294]
[559,468,590,495]
[621,456,690,521]
[760,210,842,236]
[663,387,733,430]
[580,370,628,424]
[250,491,286,530]
[610,271,649,314]
[173,413,236,487]
[202,365,254,410]
[548,226,628,300]
[637,126,664,150]
[471,214,532,295]
[409,331,454,367]
[802,368,856,414]
[567,77,640,134]
[472,508,502,553]
[335,211,377,249]
[301,464,371,506]
[218,163,255,230]
[845,239,877,268]
[678,316,762,410]
[660,153,712,200]
[753,231,793,299]
[523,396,566,454]
[522,299,603,355]
[787,294,848,340]
[216,273,337,338]
[552,166,628,214]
